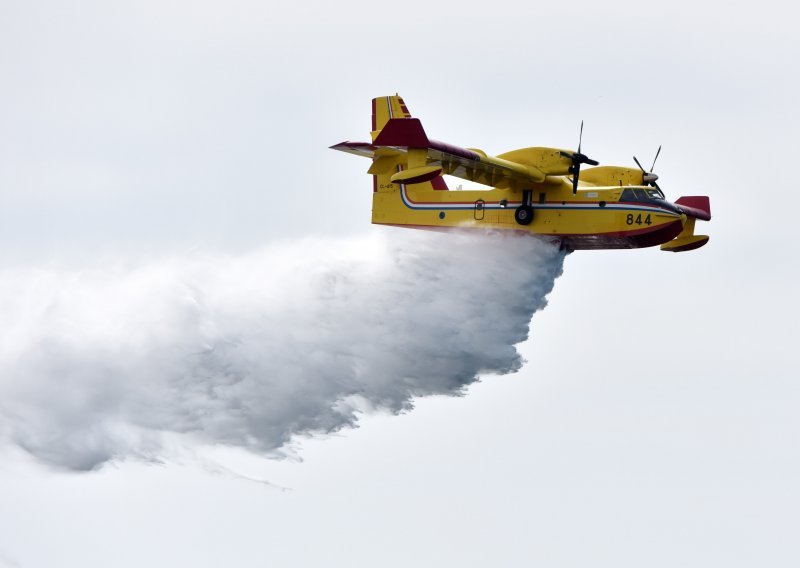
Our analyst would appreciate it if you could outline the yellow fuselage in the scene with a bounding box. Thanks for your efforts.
[373,181,686,250]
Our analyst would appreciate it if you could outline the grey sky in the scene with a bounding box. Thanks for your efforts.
[0,0,798,566]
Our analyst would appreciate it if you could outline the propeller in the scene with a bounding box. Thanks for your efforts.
[633,145,662,191]
[560,121,599,194]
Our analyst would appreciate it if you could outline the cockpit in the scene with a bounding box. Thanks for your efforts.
[620,187,665,202]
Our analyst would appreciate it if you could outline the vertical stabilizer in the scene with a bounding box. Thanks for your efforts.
[369,95,448,194]
[371,95,412,140]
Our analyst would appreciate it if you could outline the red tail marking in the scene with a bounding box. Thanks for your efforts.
[373,118,430,147]
[431,176,449,190]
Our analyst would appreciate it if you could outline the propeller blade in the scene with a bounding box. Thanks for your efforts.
[572,163,580,194]
[567,122,595,192]
[650,145,662,172]
[633,156,646,172]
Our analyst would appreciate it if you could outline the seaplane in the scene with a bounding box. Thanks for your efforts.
[331,95,710,252]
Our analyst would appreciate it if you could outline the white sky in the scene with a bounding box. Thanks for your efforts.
[0,0,798,566]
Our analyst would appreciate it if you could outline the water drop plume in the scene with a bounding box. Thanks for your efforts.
[0,230,564,470]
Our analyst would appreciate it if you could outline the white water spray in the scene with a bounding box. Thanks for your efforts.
[0,230,564,470]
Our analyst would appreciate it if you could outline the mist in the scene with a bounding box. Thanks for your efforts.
[0,230,564,471]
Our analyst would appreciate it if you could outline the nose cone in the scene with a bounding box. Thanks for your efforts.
[675,196,712,221]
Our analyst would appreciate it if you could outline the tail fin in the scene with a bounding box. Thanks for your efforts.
[371,95,412,140]
[369,95,448,191]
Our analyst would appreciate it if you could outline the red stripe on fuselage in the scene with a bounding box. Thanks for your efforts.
[560,219,683,249]
[373,219,683,250]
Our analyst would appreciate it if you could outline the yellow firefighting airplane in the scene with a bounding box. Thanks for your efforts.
[331,95,711,252]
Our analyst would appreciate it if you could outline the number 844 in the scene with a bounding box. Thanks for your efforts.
[626,213,652,226]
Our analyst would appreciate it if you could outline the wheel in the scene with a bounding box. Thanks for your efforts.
[514,205,533,225]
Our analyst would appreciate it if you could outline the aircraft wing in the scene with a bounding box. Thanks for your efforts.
[331,118,546,188]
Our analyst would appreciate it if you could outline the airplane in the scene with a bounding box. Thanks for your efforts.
[331,95,710,252]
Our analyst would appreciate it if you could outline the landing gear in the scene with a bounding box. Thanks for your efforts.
[514,205,533,225]
[514,189,534,225]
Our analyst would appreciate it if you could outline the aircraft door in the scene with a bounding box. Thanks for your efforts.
[474,199,485,220]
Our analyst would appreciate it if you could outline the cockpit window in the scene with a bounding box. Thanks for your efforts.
[621,188,646,201]
[622,188,663,201]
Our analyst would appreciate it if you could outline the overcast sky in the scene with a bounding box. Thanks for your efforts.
[0,0,798,566]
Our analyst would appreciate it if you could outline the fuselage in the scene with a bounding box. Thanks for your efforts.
[372,181,686,250]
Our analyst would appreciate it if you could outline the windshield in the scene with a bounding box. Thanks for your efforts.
[621,188,645,201]
[621,187,664,202]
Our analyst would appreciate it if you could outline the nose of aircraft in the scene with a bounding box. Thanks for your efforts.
[674,196,712,221]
